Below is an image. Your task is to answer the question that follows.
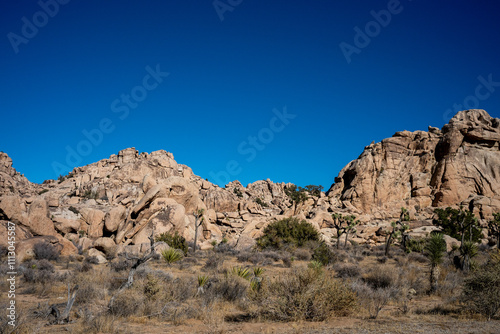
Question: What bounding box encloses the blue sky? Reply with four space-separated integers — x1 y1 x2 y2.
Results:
1 0 500 188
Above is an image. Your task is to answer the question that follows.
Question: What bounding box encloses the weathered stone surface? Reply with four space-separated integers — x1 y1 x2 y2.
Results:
93 237 116 255
27 199 57 236
104 206 127 233
88 248 107 263
80 208 105 238
328 109 500 220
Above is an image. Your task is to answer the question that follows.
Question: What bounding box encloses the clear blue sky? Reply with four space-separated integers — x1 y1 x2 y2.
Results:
1 0 500 188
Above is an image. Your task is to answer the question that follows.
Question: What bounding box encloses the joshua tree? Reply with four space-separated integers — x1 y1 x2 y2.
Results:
385 208 410 256
285 185 308 214
193 208 205 254
331 213 359 249
433 206 481 271
425 233 447 293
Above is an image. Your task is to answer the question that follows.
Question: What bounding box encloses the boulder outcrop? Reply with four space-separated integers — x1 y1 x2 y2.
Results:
1 110 499 256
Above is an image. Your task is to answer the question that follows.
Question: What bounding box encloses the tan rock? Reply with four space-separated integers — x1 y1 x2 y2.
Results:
80 208 105 238
93 237 116 255
27 199 57 236
104 206 127 232
87 248 107 263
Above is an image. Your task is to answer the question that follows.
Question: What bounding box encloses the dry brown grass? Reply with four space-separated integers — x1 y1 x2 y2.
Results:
1 245 499 333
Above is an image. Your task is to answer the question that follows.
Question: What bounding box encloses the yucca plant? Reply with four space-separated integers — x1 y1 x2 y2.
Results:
425 233 446 293
232 266 251 280
250 267 265 292
308 260 324 272
253 267 264 277
197 275 210 295
161 248 183 266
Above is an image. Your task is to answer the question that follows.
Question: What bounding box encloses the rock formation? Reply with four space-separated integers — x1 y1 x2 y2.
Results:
1 109 499 260
328 109 500 220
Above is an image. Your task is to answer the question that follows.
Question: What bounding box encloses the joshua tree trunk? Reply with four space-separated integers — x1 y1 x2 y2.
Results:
193 209 204 255
385 233 393 257
430 264 440 293
344 231 349 248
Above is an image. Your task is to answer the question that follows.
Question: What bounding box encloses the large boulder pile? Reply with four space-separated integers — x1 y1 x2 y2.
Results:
1 110 499 260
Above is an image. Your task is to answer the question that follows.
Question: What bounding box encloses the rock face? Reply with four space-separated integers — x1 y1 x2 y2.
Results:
1 110 499 255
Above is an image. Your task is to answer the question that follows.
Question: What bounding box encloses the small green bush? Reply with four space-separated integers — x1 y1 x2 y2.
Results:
256 217 320 250
233 187 243 198
406 237 426 253
255 197 268 207
155 231 188 255
311 242 335 265
68 206 80 215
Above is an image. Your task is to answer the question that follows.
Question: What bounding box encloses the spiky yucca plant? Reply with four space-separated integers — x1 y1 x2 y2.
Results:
161 248 183 266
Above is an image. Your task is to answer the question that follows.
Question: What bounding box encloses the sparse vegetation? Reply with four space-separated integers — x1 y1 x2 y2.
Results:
233 187 243 198
433 206 482 271
254 197 268 207
33 241 60 261
155 231 188 255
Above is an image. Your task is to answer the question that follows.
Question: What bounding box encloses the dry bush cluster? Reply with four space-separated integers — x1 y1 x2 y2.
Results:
2 228 500 333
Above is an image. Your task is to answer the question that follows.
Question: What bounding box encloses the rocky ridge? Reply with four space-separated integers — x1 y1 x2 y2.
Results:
1 109 499 261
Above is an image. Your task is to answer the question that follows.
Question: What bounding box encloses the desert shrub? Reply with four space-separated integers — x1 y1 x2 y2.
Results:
109 289 144 317
312 242 335 265
203 275 248 303
363 265 398 289
233 187 243 198
213 242 235 254
203 253 225 272
155 231 188 255
110 259 132 272
376 256 388 264
408 251 428 264
255 197 268 207
135 266 173 283
294 248 312 261
237 251 265 264
21 260 55 284
261 250 282 262
68 206 80 215
437 270 464 298
256 268 356 321
281 255 292 268
461 251 500 320
406 237 426 253
85 255 100 264
33 242 59 261
352 280 399 319
256 217 320 250
398 263 428 296
334 262 362 279
76 312 118 334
